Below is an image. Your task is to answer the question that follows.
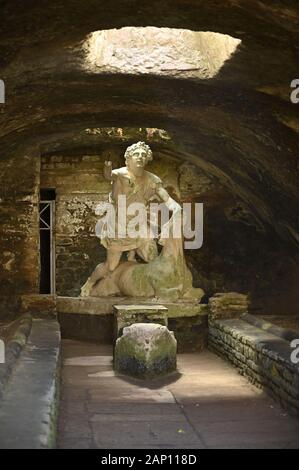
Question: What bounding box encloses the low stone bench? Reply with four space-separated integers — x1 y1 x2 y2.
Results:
114 323 177 379
209 317 299 418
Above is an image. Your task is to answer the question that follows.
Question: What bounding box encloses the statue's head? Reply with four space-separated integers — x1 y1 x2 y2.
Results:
124 141 153 170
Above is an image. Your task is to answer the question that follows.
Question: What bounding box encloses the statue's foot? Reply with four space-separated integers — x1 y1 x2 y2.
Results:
182 287 205 301
80 280 93 297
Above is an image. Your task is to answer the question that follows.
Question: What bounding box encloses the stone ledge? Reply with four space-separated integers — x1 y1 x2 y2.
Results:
0 313 32 400
209 317 299 418
242 313 299 343
0 318 61 448
21 294 57 318
211 318 298 370
57 296 207 318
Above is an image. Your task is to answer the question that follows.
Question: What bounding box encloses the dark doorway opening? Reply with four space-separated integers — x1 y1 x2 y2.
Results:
39 188 56 294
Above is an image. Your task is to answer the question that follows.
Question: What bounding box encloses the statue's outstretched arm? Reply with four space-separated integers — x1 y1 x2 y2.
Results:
156 186 181 213
156 186 182 244
103 161 117 181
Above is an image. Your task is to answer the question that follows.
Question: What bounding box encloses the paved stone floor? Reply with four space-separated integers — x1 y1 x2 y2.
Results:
58 340 299 449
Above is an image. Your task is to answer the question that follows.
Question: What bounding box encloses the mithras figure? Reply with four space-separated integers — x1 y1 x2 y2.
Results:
81 141 203 301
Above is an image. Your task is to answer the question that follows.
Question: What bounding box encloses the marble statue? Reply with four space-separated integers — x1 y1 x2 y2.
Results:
81 141 203 301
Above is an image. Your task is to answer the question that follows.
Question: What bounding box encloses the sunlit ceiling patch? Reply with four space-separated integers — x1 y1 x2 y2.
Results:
84 27 241 79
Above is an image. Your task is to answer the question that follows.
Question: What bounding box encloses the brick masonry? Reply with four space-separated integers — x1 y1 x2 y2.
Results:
208 294 299 418
0 147 40 318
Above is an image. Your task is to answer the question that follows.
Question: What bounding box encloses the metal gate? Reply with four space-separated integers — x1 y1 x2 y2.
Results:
39 198 56 294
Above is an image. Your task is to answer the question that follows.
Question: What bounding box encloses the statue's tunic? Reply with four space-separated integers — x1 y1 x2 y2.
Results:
99 167 162 252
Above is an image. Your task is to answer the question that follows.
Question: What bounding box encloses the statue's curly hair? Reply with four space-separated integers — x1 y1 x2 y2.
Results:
124 141 153 164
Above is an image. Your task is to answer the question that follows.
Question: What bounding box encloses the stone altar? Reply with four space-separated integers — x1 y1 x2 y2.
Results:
114 323 177 379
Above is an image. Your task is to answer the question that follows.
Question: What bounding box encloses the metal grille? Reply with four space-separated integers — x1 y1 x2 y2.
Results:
39 199 55 294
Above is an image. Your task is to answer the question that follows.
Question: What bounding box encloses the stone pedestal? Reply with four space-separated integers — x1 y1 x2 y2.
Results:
56 296 208 351
114 323 177 379
113 304 168 339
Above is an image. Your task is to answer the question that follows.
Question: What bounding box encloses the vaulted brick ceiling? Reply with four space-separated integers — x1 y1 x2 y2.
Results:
0 0 299 249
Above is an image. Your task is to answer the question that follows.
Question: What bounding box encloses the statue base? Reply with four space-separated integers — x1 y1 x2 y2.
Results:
56 296 208 352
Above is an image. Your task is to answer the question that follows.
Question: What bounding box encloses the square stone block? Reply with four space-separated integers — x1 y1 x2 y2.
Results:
114 323 177 379
113 304 168 340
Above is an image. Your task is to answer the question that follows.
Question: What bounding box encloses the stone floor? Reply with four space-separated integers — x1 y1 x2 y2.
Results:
58 340 299 449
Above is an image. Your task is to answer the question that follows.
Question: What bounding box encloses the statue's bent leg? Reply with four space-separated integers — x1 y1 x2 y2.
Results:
136 240 158 262
80 249 122 297
89 263 109 282
106 249 122 272
80 262 108 296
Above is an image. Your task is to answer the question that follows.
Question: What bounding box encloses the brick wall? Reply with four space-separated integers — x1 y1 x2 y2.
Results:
209 314 299 418
0 147 40 318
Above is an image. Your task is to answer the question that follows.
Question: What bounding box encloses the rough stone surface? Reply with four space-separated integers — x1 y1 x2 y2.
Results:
114 323 177 379
85 28 241 79
209 292 249 321
21 294 57 318
209 317 299 418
